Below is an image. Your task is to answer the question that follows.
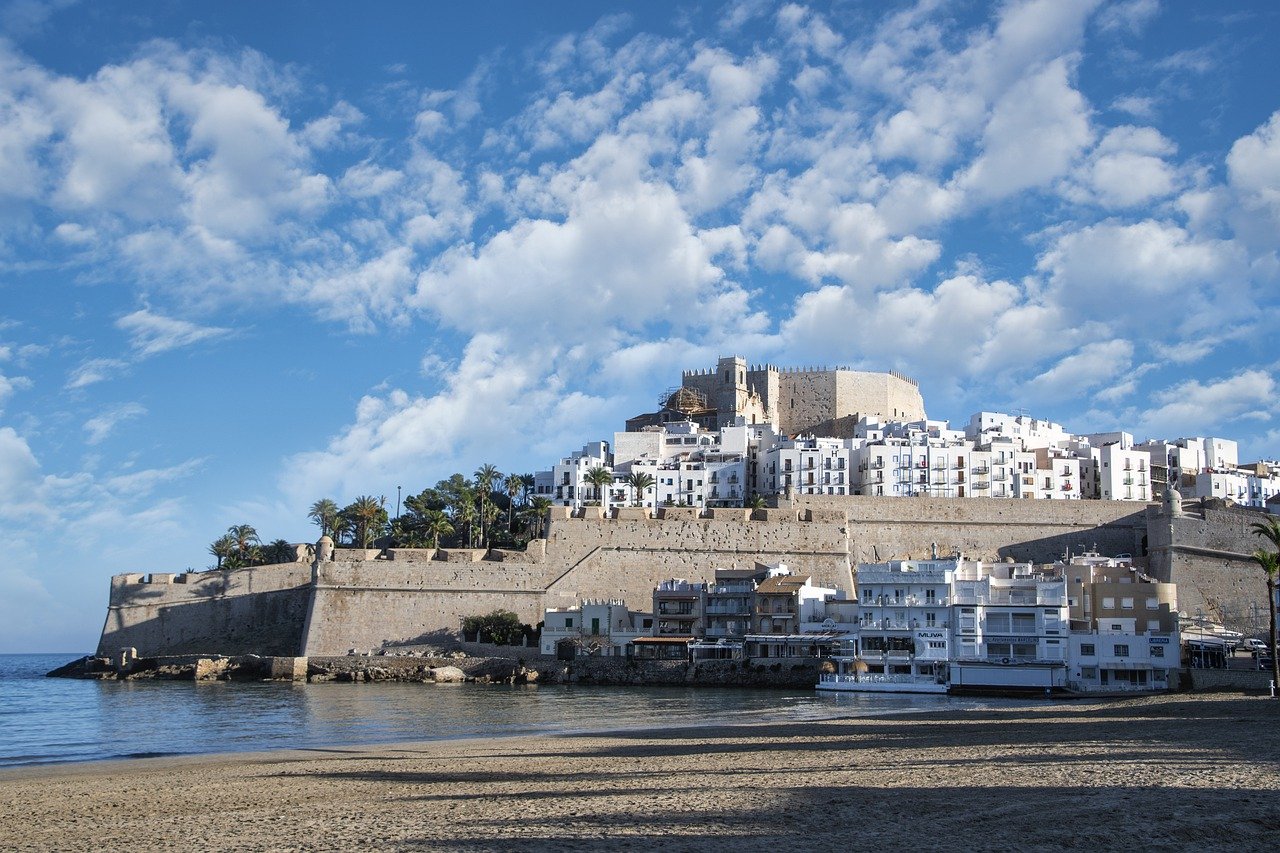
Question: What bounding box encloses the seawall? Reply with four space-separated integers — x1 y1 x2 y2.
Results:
95 496 1274 657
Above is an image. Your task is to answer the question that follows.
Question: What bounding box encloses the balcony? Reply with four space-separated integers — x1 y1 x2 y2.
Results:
973 465 990 474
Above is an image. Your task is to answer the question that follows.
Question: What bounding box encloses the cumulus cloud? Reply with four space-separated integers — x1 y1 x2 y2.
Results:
1132 370 1277 438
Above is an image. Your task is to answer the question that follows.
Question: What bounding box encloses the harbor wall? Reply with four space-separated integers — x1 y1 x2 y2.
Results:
96 562 314 657
1146 501 1272 632
95 497 1273 656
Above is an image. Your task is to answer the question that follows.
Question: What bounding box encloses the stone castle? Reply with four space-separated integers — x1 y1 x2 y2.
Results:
626 356 926 435
97 492 1272 658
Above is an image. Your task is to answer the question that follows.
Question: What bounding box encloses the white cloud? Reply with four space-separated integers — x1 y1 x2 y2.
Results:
116 308 229 357
1026 339 1133 400
66 357 129 390
84 402 147 445
414 175 721 339
1073 125 1178 208
103 457 203 495
1095 0 1161 36
1036 219 1249 341
1133 370 1277 438
0 426 45 522
953 58 1093 201
1226 110 1280 248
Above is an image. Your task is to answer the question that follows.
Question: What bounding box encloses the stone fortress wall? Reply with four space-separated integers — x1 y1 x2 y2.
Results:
1145 499 1272 629
98 493 1275 658
679 357 926 434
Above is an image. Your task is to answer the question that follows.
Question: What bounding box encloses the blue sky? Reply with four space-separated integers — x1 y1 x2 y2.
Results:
1 0 1278 653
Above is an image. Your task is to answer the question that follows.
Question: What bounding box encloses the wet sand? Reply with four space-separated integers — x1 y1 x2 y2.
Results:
2 693 1277 852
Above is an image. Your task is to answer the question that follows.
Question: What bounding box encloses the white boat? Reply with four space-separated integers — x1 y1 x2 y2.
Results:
816 656 948 694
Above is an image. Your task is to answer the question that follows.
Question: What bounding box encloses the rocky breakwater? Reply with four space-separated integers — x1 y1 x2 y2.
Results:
47 648 548 686
563 657 823 689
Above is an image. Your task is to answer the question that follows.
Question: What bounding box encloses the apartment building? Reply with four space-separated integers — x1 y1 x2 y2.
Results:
1063 552 1180 691
539 599 653 658
949 561 1070 691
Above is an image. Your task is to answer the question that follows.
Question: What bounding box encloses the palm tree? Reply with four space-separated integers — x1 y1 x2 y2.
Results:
519 473 535 504
625 471 655 507
331 514 353 547
346 495 387 548
523 497 552 539
263 539 295 564
584 465 613 511
748 493 767 510
504 472 524 533
227 524 261 565
208 534 235 569
308 498 339 539
422 509 454 548
474 464 501 547
1251 517 1280 695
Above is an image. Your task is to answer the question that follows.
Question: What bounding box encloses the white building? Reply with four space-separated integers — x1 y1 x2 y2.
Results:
948 561 1069 691
820 558 957 693
534 441 612 508
539 599 652 657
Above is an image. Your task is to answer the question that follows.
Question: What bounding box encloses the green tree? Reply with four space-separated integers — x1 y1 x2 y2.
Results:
263 539 296 564
748 493 767 510
307 498 339 539
421 508 454 548
227 524 261 566
625 471 655 507
522 496 551 539
208 533 235 569
584 465 613 511
461 610 527 645
343 495 388 548
1251 517 1280 695
474 463 501 548
503 472 524 533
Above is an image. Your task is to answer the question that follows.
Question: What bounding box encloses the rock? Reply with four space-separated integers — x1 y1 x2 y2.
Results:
428 666 466 683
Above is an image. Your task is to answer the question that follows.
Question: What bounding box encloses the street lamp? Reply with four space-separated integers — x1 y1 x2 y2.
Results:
396 485 402 521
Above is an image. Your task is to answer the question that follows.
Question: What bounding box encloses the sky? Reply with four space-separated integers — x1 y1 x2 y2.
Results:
1 0 1278 653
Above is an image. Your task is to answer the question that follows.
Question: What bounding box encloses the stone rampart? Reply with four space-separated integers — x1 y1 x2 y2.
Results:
97 561 314 657
1147 502 1272 632
795 494 1148 563
94 495 1273 657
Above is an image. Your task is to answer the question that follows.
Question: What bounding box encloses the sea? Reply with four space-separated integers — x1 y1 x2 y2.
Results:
0 653 1032 769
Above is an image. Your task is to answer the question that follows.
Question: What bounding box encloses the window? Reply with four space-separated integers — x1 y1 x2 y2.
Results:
1147 620 1161 631
1080 644 1095 656
565 618 574 629
1102 597 1115 609
1146 597 1159 610
1121 597 1134 610
1114 644 1130 657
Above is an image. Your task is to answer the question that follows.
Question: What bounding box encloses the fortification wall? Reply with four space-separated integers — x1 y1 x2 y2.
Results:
1147 503 1271 632
97 562 313 657
777 372 838 435
794 495 1148 564
96 496 1273 657
301 560 548 655
538 509 854 607
833 371 926 424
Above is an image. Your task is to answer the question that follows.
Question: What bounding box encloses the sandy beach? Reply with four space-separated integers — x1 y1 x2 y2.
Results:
1 693 1277 852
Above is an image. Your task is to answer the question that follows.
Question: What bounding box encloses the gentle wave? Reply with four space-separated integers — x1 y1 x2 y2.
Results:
0 654 1033 768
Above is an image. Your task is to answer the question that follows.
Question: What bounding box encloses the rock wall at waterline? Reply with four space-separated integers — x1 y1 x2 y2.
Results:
96 495 1270 657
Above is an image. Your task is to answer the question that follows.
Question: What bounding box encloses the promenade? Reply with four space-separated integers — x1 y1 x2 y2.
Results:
1 693 1276 851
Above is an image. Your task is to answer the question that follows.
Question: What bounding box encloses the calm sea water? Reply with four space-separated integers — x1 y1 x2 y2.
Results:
0 654 1031 768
